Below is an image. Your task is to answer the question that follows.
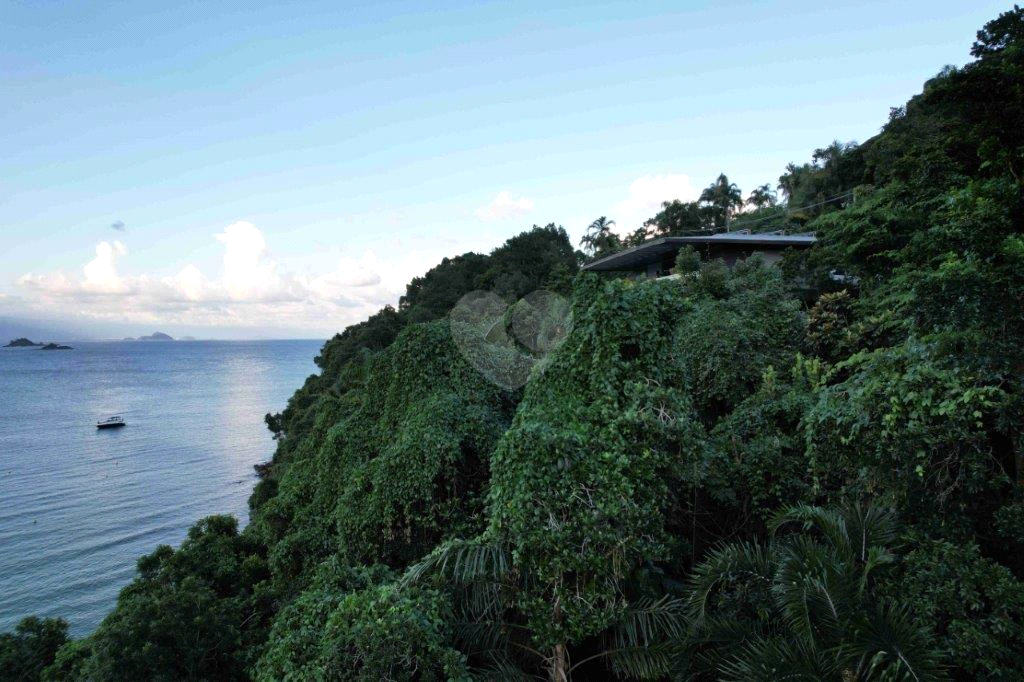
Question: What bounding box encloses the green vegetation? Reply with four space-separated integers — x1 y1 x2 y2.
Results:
687 504 943 681
7 8 1024 680
0 617 68 681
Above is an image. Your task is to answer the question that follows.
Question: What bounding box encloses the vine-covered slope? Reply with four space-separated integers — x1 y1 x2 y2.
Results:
6 8 1024 681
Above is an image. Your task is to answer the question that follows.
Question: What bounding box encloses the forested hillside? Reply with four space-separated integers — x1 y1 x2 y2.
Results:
5 8 1024 681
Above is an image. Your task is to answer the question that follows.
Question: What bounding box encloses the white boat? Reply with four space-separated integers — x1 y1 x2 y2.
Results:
97 415 126 429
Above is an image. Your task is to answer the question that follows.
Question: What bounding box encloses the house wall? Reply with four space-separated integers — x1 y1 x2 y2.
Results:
643 245 788 278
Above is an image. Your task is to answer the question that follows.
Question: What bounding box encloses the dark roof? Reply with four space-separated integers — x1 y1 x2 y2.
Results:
582 233 817 271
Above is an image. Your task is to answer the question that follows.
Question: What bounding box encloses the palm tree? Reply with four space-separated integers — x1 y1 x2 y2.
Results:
624 226 651 247
777 162 803 203
812 139 856 168
699 174 744 229
403 538 687 681
580 217 620 257
746 184 777 209
687 503 943 681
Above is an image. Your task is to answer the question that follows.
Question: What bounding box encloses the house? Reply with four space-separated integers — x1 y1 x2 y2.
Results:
581 232 817 278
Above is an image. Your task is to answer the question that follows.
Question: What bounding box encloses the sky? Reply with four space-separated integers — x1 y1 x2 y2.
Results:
0 0 1010 339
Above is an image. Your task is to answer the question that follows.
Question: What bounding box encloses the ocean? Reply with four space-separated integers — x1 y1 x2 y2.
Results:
0 339 322 636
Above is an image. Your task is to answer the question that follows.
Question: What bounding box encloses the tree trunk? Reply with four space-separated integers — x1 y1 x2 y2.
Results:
549 591 569 682
1011 424 1023 486
550 643 569 682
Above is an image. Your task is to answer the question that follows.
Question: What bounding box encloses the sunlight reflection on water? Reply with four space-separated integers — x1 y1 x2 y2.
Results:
0 339 320 635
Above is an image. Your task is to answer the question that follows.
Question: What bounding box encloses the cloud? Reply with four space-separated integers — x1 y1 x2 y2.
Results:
22 241 129 295
82 241 128 293
560 174 701 247
110 220 126 232
475 191 534 221
13 222 499 337
304 252 383 300
215 221 282 300
162 265 205 301
612 174 699 230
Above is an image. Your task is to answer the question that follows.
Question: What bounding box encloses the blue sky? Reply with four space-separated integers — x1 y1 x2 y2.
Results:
0 0 1009 338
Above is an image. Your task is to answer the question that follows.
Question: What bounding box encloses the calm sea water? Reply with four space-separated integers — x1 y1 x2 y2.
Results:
0 339 322 636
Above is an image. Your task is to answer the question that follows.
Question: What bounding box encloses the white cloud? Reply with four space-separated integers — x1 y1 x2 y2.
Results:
82 240 128 293
13 222 498 337
216 221 280 300
163 265 205 301
304 252 383 300
21 241 128 296
612 174 699 231
19 271 73 294
475 191 534 221
560 174 701 248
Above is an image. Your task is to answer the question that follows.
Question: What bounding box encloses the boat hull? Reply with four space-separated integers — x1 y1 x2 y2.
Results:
97 422 126 429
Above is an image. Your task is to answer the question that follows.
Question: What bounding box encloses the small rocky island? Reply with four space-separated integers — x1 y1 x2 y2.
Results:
4 338 74 350
4 337 43 347
126 331 175 341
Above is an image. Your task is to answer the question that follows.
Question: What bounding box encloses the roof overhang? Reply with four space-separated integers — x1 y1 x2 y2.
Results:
582 233 817 271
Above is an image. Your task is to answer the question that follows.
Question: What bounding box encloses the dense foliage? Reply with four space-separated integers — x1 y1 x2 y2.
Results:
0 617 67 682
7 9 1024 681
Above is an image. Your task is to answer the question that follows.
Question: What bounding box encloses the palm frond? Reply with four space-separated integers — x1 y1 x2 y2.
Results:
772 502 900 568
611 596 689 649
606 641 681 680
470 656 542 682
848 604 946 682
717 636 840 682
458 577 506 620
552 597 692 680
697 613 766 647
452 618 510 656
401 538 510 587
773 535 857 647
685 541 774 622
847 503 900 562
859 544 897 597
771 503 852 560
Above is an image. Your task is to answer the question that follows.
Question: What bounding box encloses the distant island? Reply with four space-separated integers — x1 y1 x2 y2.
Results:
4 337 43 347
4 338 71 350
124 332 175 342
